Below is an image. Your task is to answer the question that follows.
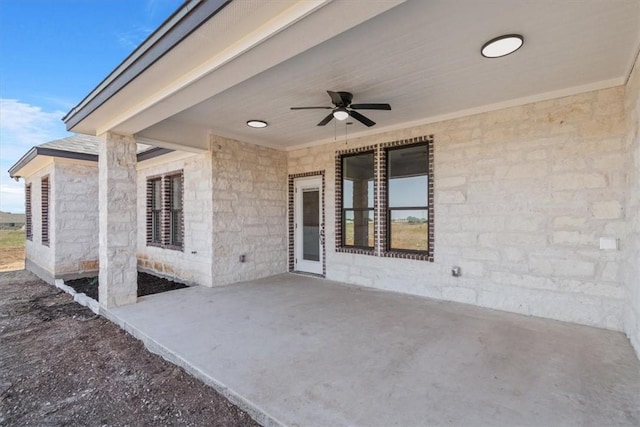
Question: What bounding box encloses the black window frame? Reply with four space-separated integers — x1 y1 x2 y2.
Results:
384 142 430 254
146 171 183 251
167 173 183 248
148 177 162 246
41 176 50 247
25 183 32 241
340 150 376 251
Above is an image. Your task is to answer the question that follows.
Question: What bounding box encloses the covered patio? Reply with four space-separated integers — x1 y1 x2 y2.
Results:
103 274 640 427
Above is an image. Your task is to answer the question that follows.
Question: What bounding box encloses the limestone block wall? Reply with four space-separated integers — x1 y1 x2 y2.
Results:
210 136 287 286
288 86 629 331
53 161 99 278
623 51 640 356
136 152 214 287
24 163 55 283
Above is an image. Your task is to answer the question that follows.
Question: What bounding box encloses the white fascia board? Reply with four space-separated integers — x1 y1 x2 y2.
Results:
98 0 331 136
135 137 207 154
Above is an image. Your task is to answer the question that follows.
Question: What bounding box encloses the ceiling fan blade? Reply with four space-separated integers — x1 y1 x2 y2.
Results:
349 110 376 127
290 106 332 110
350 103 391 110
317 113 334 126
327 90 344 106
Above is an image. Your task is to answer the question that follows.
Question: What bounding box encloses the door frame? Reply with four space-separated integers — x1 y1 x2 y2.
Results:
288 171 325 277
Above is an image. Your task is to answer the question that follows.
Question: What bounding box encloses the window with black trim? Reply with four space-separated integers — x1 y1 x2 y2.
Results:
341 151 375 249
168 174 183 247
25 184 32 241
41 176 49 246
385 143 429 252
146 171 183 250
335 135 434 261
149 178 162 245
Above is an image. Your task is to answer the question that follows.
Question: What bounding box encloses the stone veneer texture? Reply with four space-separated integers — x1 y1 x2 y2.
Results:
137 152 214 287
98 133 138 307
211 135 287 286
54 162 99 276
24 163 56 279
288 86 629 331
623 51 640 356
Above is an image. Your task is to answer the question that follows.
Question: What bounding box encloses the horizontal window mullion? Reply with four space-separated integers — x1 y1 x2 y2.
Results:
388 206 428 211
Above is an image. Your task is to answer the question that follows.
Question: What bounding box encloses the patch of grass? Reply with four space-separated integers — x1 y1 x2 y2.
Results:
0 229 26 249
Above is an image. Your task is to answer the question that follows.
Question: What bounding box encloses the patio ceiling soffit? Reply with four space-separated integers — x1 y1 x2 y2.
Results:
65 0 406 142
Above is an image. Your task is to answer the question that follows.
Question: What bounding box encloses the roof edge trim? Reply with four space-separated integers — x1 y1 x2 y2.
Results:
9 146 174 178
8 147 38 178
63 0 232 131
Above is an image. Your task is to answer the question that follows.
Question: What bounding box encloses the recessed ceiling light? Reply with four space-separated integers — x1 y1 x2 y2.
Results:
481 34 524 58
246 120 268 128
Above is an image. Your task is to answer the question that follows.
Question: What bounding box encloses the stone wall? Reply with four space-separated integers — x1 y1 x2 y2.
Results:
53 161 99 278
24 162 55 283
210 136 287 286
98 132 138 307
623 51 640 356
288 86 629 331
136 152 214 287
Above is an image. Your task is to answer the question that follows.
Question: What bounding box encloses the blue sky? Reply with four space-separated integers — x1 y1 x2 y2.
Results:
0 0 182 213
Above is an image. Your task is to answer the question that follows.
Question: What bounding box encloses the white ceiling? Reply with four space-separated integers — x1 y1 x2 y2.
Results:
135 0 640 151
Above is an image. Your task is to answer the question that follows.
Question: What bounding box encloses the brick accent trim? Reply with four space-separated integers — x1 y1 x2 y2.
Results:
333 135 434 262
41 176 50 247
288 171 326 276
25 184 32 241
335 145 377 256
379 135 434 262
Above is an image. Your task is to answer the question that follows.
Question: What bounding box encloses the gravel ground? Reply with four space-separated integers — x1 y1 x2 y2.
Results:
0 270 259 427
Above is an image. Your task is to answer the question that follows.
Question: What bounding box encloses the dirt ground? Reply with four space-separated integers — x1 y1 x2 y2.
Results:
0 248 24 272
66 272 188 301
0 270 259 427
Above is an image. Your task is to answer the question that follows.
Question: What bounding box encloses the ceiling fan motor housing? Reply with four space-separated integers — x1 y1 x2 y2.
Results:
290 90 391 127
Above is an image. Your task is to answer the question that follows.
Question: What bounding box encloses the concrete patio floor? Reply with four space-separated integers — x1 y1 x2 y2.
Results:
104 274 640 427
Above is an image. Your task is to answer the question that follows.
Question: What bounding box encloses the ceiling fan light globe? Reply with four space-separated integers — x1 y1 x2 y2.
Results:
333 109 349 121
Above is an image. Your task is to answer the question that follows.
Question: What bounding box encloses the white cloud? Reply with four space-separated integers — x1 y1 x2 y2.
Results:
0 98 70 213
0 98 66 146
0 181 25 213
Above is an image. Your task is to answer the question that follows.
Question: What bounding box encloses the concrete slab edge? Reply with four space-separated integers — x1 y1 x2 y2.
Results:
100 306 286 427
51 277 284 424
54 279 100 315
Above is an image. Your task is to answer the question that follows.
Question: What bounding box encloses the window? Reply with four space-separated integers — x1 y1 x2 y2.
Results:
41 176 49 246
149 178 162 244
335 136 434 261
385 143 429 252
341 151 375 249
25 184 32 241
168 174 183 247
146 171 183 250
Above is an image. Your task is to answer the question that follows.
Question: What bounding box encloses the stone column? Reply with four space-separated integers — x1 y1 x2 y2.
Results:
98 132 137 307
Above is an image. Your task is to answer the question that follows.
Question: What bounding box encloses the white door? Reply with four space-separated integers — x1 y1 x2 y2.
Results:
294 176 323 275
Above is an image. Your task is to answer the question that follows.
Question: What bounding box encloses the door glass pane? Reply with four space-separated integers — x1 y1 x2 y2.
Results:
303 189 320 261
390 210 428 251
